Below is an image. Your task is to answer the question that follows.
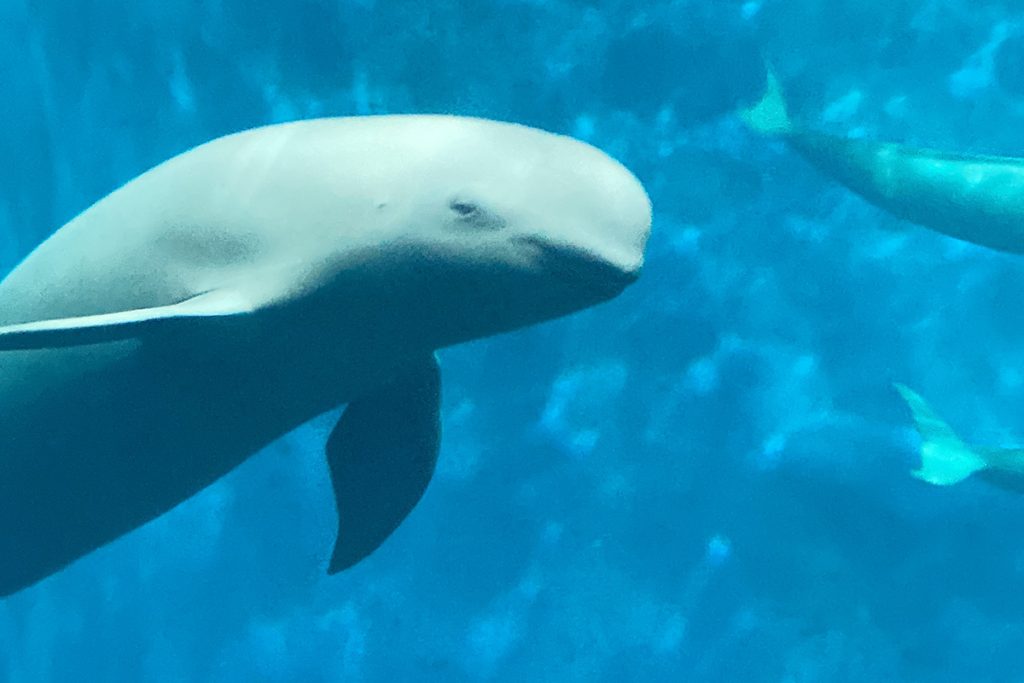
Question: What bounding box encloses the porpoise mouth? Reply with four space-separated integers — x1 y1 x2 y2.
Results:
515 236 640 295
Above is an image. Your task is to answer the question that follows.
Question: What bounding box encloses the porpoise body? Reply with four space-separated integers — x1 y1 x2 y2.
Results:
743 71 1024 255
0 115 651 596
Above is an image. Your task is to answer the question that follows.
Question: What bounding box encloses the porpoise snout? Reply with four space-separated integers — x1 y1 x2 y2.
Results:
516 136 651 296
514 235 641 297
579 145 652 279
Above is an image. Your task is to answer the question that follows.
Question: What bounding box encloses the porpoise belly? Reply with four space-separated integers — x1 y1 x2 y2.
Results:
0 336 352 596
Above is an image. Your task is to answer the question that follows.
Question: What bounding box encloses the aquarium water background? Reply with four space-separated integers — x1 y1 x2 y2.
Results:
3 0 1024 680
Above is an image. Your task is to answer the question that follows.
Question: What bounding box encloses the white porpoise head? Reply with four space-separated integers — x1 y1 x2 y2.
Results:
286 115 652 350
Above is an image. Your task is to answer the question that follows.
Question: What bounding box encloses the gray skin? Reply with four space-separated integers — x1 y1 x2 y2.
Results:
743 72 1024 254
784 134 1024 254
0 115 651 597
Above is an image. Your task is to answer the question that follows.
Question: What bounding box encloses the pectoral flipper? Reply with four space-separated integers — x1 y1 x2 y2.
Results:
327 355 441 573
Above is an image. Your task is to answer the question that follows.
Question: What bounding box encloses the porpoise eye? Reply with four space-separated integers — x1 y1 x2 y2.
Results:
448 198 506 230
449 200 481 218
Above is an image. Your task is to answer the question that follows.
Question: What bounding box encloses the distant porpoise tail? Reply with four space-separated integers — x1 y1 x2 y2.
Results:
893 383 987 486
739 68 792 136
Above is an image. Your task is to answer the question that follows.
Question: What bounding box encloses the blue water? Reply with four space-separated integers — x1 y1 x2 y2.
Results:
4 1 1024 680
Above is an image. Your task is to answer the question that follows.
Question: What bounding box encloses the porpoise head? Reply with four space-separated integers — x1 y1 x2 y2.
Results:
331 116 652 350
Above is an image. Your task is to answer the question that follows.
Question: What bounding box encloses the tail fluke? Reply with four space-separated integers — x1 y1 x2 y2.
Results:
739 68 792 136
894 383 986 485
